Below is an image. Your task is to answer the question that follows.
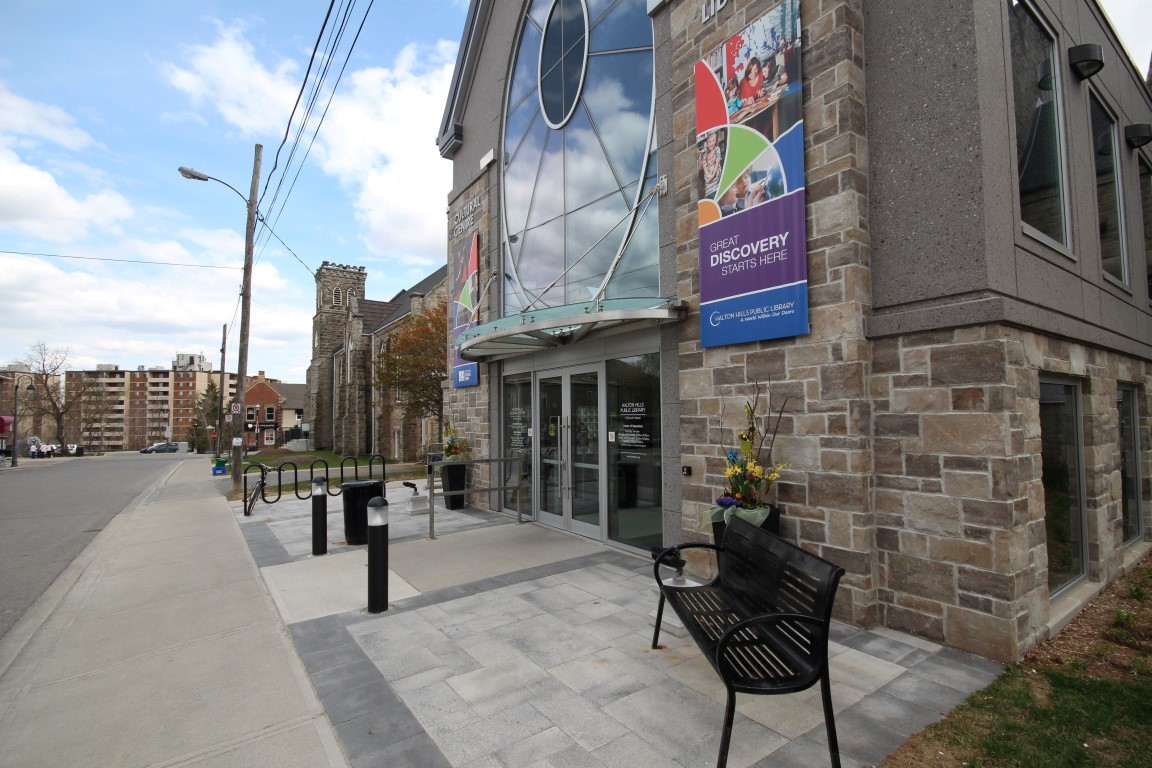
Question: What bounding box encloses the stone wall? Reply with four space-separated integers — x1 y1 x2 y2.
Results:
871 324 1152 660
308 263 367 451
670 0 877 627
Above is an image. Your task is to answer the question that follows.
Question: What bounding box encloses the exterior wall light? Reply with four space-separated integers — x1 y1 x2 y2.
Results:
1067 44 1104 80
1125 124 1152 149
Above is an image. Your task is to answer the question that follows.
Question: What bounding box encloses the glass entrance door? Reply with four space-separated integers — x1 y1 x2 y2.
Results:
536 366 602 537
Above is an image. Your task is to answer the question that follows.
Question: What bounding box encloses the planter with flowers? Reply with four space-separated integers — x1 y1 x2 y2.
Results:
440 427 469 510
709 383 787 544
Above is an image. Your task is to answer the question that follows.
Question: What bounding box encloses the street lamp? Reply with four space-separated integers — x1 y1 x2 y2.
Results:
179 144 263 493
6 376 35 468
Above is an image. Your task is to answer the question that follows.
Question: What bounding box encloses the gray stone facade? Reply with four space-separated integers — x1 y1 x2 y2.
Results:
438 0 1152 661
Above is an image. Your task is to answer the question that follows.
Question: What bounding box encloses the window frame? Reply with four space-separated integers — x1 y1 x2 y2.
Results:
1088 92 1129 288
1007 0 1072 253
1038 375 1088 597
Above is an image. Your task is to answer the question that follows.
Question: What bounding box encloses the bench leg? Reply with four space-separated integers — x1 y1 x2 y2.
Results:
820 671 842 768
716 688 736 768
651 593 665 649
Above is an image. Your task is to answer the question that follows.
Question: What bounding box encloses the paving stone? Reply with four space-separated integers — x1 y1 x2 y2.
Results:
312 657 382 698
846 690 942 737
492 725 575 766
906 654 1000 694
841 630 921 665
828 648 907 693
532 688 631 751
434 702 553 766
400 680 483 738
350 732 451 768
592 732 691 768
322 677 406 726
880 670 973 713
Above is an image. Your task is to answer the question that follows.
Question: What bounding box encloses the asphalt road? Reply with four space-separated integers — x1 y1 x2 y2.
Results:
0 453 192 641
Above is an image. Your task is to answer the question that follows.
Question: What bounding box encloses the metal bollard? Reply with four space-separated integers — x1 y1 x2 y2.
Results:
311 475 327 557
367 496 389 614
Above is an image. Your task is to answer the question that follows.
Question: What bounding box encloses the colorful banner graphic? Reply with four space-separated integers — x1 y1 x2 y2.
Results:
451 231 480 387
697 0 807 347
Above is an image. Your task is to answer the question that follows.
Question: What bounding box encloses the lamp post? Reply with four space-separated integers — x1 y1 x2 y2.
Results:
179 143 262 493
6 376 35 468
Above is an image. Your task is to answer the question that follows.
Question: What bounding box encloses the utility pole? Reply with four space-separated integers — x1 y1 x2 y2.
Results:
217 322 227 458
232 143 262 494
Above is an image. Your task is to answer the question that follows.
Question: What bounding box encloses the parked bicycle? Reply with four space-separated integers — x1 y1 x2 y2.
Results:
244 463 275 517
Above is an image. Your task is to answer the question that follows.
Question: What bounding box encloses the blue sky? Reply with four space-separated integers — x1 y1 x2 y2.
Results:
0 0 468 382
0 1 1148 383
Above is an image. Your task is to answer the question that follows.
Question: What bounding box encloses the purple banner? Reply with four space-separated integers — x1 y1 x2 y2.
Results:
696 0 806 347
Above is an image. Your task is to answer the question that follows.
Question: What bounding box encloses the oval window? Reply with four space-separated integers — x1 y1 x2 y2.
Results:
538 0 588 128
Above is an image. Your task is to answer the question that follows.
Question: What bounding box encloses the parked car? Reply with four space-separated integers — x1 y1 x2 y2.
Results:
140 442 179 453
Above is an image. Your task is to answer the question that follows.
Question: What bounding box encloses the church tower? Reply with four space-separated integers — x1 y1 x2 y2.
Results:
307 262 367 450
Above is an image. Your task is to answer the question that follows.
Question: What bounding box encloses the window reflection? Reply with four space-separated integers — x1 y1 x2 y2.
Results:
1091 96 1125 283
502 0 655 313
1008 1 1066 245
1039 381 1084 593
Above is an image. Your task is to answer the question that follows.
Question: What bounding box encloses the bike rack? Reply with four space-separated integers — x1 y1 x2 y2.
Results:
242 455 389 511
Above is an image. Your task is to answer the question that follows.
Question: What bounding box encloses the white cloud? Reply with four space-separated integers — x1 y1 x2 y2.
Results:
162 25 456 269
0 144 132 242
162 24 299 137
0 82 96 150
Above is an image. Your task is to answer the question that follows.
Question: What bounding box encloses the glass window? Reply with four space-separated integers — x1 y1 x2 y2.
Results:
607 354 662 551
1008 1 1067 245
1090 96 1126 283
1117 385 1143 543
503 374 534 517
1039 380 1085 593
1141 159 1152 303
265 406 276 422
502 0 655 313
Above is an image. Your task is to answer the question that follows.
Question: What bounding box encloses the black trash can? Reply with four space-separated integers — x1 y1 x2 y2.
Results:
340 480 383 545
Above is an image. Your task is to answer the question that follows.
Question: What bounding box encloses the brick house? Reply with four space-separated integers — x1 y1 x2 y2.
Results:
435 0 1152 661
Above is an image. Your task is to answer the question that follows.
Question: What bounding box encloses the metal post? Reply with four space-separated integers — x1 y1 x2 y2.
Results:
311 475 327 556
10 379 20 468
367 497 389 613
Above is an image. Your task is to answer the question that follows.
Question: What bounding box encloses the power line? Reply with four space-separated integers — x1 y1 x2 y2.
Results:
0 249 240 270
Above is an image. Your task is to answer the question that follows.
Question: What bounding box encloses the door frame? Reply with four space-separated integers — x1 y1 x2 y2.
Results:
533 363 605 539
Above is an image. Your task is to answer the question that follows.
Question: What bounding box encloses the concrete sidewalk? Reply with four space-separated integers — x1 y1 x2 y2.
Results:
0 459 347 767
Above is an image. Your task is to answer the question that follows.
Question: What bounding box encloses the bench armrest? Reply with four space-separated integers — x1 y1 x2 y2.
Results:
652 542 721 587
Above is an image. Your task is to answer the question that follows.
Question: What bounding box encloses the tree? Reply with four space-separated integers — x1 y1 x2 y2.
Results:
76 372 120 453
373 299 447 430
22 342 84 444
193 380 221 454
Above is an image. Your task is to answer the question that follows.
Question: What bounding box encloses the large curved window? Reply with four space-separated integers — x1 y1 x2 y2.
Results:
502 0 656 314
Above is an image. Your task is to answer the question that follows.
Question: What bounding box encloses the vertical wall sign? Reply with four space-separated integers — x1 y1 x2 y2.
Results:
451 231 480 387
696 0 807 347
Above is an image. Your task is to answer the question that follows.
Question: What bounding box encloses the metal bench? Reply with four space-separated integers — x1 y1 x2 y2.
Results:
652 515 845 768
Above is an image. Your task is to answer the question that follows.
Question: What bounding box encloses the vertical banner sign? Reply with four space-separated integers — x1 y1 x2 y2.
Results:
697 0 807 347
451 231 480 387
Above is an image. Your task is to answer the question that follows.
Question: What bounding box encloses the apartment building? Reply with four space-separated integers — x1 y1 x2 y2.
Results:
65 355 237 452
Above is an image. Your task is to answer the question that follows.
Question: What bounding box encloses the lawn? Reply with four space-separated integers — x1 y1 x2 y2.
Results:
881 551 1152 768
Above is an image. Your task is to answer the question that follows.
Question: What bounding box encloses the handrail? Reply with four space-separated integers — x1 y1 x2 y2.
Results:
424 455 524 540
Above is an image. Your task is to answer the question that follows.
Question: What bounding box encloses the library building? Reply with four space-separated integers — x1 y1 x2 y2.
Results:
436 0 1152 661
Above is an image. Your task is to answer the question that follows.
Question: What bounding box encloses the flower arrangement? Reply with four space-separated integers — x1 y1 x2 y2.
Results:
715 382 787 513
442 425 469 461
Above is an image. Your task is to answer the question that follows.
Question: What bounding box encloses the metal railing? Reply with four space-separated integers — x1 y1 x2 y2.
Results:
424 455 524 540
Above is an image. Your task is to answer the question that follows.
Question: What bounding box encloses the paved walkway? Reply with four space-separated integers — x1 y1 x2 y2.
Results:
0 459 1003 767
237 476 1003 768
0 459 347 767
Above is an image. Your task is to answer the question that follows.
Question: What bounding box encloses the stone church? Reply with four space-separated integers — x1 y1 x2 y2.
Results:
306 261 448 460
